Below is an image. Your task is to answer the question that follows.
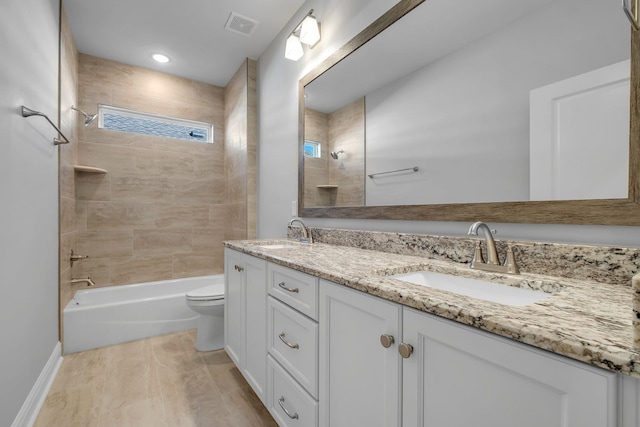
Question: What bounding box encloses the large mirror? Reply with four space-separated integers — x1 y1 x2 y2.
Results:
299 0 640 225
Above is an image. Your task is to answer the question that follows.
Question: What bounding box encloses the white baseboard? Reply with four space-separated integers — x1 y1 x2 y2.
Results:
11 342 63 427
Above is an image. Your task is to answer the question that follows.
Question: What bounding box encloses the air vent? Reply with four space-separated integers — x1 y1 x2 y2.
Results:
224 12 259 37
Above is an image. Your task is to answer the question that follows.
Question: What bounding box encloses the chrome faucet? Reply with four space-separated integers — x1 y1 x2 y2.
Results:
467 222 519 274
288 218 313 244
71 276 96 287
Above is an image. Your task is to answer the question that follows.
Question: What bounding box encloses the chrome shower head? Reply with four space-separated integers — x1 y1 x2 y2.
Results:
71 106 98 126
330 150 344 160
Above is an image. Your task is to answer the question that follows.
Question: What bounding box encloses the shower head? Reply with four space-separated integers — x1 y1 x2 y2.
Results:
330 150 344 160
71 106 98 126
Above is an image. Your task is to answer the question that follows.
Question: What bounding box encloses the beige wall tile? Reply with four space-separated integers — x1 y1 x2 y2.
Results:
79 142 137 174
76 173 111 201
173 254 219 278
60 196 77 235
134 148 195 178
173 179 225 204
76 201 87 232
133 230 192 256
86 201 155 230
110 255 173 285
77 230 133 258
192 228 225 253
154 203 210 229
73 257 111 288
110 175 173 202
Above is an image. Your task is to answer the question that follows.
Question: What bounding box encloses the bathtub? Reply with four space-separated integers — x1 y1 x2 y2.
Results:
63 274 224 354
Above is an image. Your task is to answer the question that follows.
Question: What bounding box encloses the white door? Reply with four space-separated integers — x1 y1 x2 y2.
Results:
402 307 617 427
319 280 402 427
530 60 629 201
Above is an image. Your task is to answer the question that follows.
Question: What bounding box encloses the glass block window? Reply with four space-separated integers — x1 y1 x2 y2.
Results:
304 140 321 158
98 105 214 143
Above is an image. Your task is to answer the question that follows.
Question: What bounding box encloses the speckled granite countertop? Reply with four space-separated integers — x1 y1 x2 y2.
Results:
225 238 640 378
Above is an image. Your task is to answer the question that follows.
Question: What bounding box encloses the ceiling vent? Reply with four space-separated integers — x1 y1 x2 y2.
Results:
224 12 259 37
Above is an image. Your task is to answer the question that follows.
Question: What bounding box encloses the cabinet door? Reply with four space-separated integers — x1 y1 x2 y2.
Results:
224 248 244 367
243 253 268 402
319 280 402 427
224 249 267 403
402 307 618 427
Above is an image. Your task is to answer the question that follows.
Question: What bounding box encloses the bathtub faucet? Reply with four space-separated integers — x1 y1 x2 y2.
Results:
71 276 96 287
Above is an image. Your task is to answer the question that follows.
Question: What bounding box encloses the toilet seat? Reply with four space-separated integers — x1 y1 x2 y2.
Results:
186 284 225 301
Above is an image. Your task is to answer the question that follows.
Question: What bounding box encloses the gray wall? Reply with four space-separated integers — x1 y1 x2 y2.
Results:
257 0 640 247
0 0 60 424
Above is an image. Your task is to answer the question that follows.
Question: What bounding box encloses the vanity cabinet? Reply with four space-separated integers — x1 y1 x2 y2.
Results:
265 263 320 426
319 279 617 427
402 307 617 427
224 248 268 404
319 279 402 427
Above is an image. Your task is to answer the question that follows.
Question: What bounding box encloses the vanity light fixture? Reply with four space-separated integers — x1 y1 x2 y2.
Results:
151 53 170 63
284 9 321 61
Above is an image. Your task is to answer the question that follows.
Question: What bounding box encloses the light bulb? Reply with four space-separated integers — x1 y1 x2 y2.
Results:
299 15 320 46
151 53 170 63
285 34 304 61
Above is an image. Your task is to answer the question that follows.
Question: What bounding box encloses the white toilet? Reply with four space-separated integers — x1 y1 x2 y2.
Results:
185 284 225 351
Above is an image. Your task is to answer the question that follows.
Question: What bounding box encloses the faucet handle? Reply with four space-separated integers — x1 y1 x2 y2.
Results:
502 244 520 274
470 240 485 267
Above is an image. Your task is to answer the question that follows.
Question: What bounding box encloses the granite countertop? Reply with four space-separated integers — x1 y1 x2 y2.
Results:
225 238 640 378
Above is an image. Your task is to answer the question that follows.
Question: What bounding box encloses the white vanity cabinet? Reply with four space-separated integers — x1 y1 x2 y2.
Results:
224 248 268 404
319 279 618 427
319 279 402 427
402 307 617 427
266 263 320 426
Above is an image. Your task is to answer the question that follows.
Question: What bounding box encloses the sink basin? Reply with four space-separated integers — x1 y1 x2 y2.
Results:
390 270 552 306
257 242 301 249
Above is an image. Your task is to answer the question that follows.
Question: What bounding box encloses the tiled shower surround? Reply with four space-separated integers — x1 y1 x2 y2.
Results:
66 54 255 295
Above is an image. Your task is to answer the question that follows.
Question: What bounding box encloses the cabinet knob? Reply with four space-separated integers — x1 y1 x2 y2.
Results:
398 343 413 358
234 265 244 272
380 334 395 348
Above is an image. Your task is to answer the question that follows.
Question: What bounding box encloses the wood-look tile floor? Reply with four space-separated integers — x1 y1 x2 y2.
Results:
34 330 277 427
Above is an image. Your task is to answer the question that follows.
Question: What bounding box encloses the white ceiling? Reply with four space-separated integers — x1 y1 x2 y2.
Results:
64 0 306 87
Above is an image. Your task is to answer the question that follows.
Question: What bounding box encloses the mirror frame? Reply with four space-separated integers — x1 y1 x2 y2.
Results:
298 0 640 225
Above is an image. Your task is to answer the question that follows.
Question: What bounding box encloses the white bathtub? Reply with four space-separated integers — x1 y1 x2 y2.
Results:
63 274 224 354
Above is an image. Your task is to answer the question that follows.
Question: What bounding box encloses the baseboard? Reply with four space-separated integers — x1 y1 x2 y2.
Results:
11 342 63 427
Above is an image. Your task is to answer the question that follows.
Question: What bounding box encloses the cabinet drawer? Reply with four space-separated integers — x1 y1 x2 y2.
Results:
268 263 318 320
268 296 318 398
267 355 318 427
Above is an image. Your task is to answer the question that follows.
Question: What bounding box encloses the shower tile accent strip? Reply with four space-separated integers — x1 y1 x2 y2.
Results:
288 226 640 286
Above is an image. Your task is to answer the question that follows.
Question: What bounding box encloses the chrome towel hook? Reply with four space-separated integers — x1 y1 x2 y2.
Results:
623 0 640 31
21 106 70 145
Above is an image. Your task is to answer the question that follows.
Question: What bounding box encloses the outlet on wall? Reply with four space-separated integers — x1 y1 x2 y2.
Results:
291 201 297 216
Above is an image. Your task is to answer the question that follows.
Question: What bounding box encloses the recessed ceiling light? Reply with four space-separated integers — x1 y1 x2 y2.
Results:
151 53 170 63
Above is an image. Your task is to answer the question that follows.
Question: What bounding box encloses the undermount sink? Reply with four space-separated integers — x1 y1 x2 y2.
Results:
257 241 303 249
390 270 553 307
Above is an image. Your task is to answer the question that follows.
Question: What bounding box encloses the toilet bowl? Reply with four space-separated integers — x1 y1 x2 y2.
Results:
185 283 225 351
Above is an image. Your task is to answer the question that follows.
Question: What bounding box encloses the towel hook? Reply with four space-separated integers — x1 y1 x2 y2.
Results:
21 106 70 145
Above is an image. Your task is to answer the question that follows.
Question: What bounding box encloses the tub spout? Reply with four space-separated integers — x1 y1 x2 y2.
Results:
71 276 96 287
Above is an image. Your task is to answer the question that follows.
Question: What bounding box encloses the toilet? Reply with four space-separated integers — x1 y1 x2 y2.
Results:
185 284 225 351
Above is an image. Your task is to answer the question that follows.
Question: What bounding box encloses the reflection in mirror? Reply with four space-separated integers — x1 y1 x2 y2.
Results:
303 97 365 207
302 0 630 209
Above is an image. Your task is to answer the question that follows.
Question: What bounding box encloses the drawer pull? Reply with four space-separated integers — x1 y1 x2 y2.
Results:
234 264 244 272
278 332 300 349
278 281 299 293
278 396 299 420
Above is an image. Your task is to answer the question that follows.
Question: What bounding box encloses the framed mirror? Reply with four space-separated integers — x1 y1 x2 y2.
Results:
298 0 640 225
